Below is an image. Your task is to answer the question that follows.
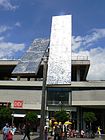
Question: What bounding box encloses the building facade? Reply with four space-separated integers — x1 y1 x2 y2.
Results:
0 56 105 132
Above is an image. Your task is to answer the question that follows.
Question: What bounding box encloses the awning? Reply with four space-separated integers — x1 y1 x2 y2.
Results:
11 114 25 117
11 114 41 118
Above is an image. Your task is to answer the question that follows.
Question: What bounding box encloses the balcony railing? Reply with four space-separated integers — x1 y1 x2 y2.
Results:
72 55 89 60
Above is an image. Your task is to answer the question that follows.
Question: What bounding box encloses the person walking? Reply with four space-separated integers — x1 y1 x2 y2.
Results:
44 126 48 140
21 122 31 140
54 124 61 140
97 126 102 137
7 130 13 140
11 125 16 135
2 123 10 140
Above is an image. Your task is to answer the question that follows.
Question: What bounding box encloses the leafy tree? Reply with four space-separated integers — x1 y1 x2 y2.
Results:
0 107 12 128
25 112 38 123
54 110 69 124
83 112 97 124
83 112 97 133
25 112 38 132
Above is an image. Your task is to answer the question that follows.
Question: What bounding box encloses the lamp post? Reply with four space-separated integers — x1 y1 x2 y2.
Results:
39 56 47 140
12 111 14 126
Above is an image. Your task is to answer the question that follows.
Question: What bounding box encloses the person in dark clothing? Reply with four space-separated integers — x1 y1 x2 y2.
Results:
54 125 61 140
21 122 31 140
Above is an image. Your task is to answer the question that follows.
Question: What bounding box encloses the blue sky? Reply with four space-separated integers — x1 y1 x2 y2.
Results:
0 0 105 80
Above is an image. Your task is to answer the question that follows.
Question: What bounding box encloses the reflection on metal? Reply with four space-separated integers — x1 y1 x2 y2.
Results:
12 38 49 75
47 15 72 85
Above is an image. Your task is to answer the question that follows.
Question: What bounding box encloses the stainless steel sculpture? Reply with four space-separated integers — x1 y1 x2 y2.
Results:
47 15 72 85
12 38 49 75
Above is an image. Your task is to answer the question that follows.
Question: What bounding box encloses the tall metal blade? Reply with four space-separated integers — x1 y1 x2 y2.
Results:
12 38 49 75
47 15 72 85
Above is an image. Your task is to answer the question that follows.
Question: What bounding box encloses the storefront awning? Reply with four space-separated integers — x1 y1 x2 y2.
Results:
12 114 41 118
11 114 25 117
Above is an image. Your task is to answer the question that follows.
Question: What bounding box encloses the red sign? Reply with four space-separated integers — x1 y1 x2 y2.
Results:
14 100 23 108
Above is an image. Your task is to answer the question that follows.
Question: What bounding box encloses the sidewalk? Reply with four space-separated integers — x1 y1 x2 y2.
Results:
33 137 101 140
33 135 103 140
0 133 103 140
0 133 39 140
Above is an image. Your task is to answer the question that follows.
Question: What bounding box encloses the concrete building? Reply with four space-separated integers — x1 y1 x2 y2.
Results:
0 54 105 132
0 15 105 133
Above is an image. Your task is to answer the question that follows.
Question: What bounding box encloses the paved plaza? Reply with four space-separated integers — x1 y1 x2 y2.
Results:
0 134 103 140
0 133 38 140
0 133 104 140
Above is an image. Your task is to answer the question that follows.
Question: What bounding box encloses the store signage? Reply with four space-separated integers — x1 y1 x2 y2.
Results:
14 100 23 108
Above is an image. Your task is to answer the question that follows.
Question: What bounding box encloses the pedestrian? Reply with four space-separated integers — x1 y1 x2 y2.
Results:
7 130 13 140
97 126 102 136
80 129 85 138
54 124 61 140
11 125 16 135
44 126 48 140
21 122 31 140
2 123 10 140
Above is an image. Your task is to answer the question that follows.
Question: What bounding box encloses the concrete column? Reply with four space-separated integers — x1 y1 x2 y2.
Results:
77 107 80 131
77 67 80 81
77 107 83 132
80 107 83 130
17 76 20 81
69 90 72 106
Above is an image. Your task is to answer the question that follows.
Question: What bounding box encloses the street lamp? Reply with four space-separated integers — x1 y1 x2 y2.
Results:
12 111 14 126
39 56 48 140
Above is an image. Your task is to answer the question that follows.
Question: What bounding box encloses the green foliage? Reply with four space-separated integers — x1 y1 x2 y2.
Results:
54 110 69 124
83 112 97 123
0 107 12 125
0 107 12 129
25 112 38 123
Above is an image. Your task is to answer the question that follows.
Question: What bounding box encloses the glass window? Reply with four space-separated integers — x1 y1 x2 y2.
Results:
47 88 69 104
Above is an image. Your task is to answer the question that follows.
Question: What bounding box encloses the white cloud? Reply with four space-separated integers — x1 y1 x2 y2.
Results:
0 23 25 59
72 28 105 52
72 36 82 51
0 22 21 35
87 47 105 80
0 25 12 34
0 36 4 41
15 22 21 27
82 29 105 47
72 28 105 80
0 41 25 59
0 0 17 10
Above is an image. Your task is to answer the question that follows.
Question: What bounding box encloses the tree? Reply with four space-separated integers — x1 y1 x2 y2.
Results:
0 107 12 128
54 110 69 124
83 112 97 124
25 112 38 132
83 112 97 136
25 112 38 123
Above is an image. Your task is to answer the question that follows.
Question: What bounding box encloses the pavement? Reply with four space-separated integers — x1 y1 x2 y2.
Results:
0 133 103 140
33 136 104 140
0 133 39 140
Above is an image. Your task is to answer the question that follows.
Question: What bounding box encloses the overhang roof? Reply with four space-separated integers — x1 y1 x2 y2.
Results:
0 59 90 81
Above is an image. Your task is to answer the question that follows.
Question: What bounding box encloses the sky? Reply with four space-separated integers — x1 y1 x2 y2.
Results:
0 0 105 80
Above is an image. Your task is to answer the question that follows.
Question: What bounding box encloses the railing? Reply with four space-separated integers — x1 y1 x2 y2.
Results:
72 55 89 60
